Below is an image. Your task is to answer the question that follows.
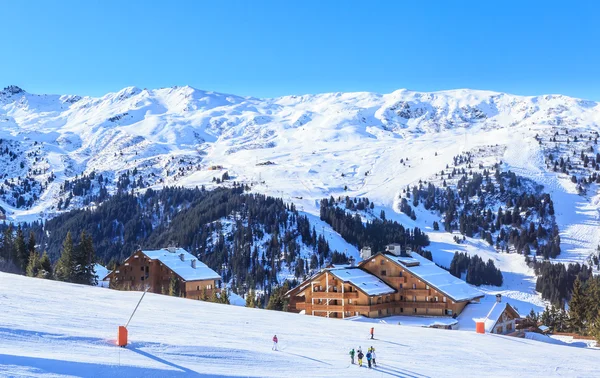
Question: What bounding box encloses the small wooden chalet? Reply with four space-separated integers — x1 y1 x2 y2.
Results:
481 296 521 334
287 245 484 319
105 247 221 299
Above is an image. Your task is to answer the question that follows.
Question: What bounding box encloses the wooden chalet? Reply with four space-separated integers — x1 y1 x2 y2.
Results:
105 247 221 299
482 296 521 334
287 244 484 319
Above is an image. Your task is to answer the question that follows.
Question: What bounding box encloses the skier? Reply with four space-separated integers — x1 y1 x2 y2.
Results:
357 350 364 367
272 335 278 351
370 327 374 339
366 350 372 369
349 348 355 364
372 349 377 367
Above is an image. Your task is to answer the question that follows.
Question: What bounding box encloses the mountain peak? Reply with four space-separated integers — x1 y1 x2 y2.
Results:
1 85 25 96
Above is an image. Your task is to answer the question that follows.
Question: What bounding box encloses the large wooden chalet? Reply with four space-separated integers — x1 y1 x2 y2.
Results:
105 247 221 299
287 244 484 319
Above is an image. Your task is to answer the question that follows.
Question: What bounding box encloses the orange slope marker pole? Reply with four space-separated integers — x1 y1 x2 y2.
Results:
118 288 148 347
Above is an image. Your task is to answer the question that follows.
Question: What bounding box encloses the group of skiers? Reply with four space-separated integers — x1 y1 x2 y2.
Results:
349 346 377 368
272 328 380 369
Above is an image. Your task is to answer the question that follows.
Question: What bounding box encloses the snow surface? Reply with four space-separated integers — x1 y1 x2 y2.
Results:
94 264 110 288
386 252 483 302
1 272 598 378
328 268 396 296
142 248 221 281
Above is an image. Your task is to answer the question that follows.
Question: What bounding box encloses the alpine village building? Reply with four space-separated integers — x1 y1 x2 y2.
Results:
105 247 221 299
286 244 484 319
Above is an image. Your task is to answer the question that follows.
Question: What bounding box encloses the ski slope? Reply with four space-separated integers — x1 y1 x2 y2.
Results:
0 273 596 378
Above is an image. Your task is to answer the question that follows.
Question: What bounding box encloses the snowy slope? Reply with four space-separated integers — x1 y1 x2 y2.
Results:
0 272 597 378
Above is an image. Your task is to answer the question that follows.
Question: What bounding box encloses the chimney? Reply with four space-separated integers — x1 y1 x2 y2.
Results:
179 253 185 262
360 247 372 260
348 256 356 267
496 294 502 303
167 246 176 253
191 259 197 269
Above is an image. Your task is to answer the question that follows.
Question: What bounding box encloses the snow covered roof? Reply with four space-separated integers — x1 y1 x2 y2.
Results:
382 252 484 302
328 268 396 296
457 300 520 332
141 248 221 282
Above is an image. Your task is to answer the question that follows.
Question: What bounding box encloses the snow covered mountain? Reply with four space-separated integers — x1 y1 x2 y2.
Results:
1 84 598 220
2 84 600 315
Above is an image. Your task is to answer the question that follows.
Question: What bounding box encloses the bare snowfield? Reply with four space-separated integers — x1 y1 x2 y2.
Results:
0 272 597 378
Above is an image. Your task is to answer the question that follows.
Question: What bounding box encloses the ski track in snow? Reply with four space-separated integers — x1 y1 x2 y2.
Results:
0 272 597 378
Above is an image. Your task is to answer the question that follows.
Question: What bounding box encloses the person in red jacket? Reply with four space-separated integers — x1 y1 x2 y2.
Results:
272 335 278 351
370 327 374 340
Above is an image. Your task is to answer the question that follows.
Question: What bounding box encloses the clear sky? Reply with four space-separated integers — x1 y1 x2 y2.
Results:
1 0 599 100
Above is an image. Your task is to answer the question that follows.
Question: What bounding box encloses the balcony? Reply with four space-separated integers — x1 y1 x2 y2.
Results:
398 301 446 309
401 288 431 296
385 276 407 284
311 291 359 299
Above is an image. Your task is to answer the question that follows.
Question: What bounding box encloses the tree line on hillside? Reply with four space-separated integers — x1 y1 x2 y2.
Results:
401 161 560 258
0 226 96 286
448 252 503 286
527 275 600 344
319 196 429 253
1 186 345 305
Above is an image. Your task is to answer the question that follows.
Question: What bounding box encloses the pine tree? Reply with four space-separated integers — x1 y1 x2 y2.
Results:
246 289 257 308
55 231 75 282
14 226 27 273
220 289 230 304
590 312 600 345
568 277 587 333
168 275 180 297
38 252 53 279
0 225 14 263
25 250 41 277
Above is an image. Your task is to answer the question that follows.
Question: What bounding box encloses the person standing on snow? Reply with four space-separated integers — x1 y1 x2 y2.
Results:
371 350 377 367
357 350 364 367
349 348 355 364
272 335 278 351
370 327 374 339
366 350 372 369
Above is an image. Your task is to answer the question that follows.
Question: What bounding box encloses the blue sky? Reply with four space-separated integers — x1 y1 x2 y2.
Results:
1 1 598 99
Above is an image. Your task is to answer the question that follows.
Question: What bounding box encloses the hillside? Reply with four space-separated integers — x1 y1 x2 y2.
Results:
0 272 596 377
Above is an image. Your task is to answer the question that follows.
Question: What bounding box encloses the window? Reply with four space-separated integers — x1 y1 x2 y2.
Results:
140 267 144 271
399 284 403 289
381 270 387 276
349 299 352 304
426 296 429 302
412 283 416 289
400 296 404 301
413 308 417 313
413 296 416 302
140 276 144 281
207 285 212 290
378 310 382 315
380 260 385 265
197 285 200 290
426 285 429 290
400 308 404 313
435 296 438 302
443 297 447 303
